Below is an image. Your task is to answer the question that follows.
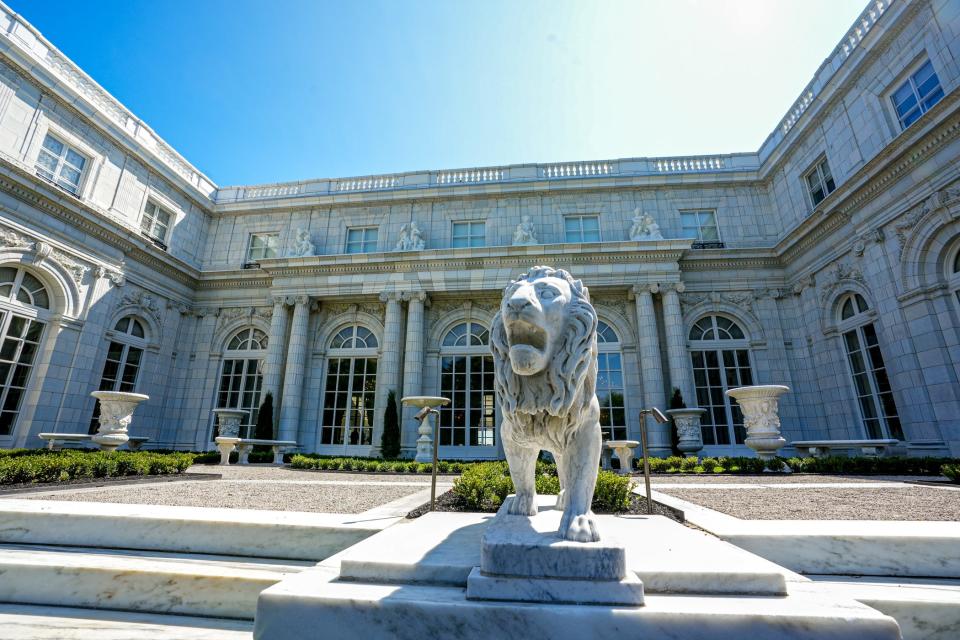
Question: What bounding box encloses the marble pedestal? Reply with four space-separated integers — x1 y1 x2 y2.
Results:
467 496 642 605
254 496 901 640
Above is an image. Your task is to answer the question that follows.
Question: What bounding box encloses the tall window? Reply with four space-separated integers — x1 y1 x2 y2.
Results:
35 134 87 195
950 248 960 310
689 315 754 447
837 293 903 440
141 201 172 248
345 227 378 254
246 233 279 264
89 316 147 433
564 215 601 242
891 60 944 130
214 327 268 438
0 267 49 437
439 322 495 447
596 321 626 441
680 210 721 246
805 158 836 206
321 325 378 448
452 221 485 248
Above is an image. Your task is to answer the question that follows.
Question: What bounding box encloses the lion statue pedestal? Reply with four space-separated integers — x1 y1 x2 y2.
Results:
466 266 643 605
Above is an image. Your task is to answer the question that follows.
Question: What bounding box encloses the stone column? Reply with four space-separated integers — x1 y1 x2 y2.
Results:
401 292 427 456
278 295 310 443
373 292 403 456
262 296 290 419
632 284 670 457
662 282 695 405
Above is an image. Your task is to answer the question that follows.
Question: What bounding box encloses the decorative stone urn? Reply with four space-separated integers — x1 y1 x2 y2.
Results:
213 409 248 466
90 391 149 451
667 408 706 456
725 385 791 461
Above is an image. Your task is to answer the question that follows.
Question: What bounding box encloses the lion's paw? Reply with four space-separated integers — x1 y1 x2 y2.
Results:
508 493 538 516
560 513 600 542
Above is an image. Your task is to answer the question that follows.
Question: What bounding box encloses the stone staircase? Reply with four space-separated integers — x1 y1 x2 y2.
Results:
0 498 401 637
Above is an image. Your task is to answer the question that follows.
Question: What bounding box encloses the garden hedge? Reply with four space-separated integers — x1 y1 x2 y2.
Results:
0 450 194 485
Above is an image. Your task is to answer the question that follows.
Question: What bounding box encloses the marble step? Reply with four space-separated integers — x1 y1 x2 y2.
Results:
651 489 960 577
0 498 396 560
0 604 253 639
0 543 312 619
799 575 960 640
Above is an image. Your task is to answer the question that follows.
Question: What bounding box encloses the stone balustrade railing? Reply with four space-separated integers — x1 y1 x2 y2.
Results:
0 4 217 200
216 153 759 203
0 0 900 207
763 0 896 157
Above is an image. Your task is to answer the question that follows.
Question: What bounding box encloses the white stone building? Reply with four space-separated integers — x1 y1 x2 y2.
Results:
0 0 958 459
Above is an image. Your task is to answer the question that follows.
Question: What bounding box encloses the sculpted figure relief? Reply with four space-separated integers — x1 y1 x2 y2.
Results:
628 209 663 241
512 215 538 246
490 266 602 542
395 221 426 251
287 228 315 257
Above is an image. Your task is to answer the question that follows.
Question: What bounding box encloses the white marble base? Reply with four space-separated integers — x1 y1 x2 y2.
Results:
254 566 900 640
479 495 625 581
336 499 787 595
466 566 644 605
799 575 960 640
0 603 252 639
654 490 960 578
0 498 397 561
0 543 307 619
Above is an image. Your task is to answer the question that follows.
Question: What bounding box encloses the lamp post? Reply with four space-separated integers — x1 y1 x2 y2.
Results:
401 396 451 511
638 407 669 515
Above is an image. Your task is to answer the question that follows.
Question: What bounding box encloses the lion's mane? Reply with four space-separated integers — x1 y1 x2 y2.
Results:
490 266 598 419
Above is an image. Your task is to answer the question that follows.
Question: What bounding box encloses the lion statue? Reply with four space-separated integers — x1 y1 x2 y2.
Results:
490 265 602 542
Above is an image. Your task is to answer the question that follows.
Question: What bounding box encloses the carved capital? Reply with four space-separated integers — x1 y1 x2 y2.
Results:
379 291 401 303
293 295 310 306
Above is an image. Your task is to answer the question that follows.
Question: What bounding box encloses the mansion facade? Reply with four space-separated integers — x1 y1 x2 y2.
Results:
0 0 959 459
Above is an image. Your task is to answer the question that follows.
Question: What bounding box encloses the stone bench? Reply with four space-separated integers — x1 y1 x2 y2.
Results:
38 433 150 451
791 439 901 458
214 437 297 465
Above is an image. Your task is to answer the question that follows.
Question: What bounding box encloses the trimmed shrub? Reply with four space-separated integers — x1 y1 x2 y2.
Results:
941 463 959 483
254 392 274 441
451 461 634 513
380 390 402 460
0 450 194 486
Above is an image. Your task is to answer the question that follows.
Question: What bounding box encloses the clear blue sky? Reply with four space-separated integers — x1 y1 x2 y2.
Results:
16 0 868 186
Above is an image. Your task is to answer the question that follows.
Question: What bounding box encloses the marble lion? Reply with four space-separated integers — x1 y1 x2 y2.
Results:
490 265 602 542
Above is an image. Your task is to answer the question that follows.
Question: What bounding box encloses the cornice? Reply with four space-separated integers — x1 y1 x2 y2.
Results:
0 156 200 289
776 96 960 265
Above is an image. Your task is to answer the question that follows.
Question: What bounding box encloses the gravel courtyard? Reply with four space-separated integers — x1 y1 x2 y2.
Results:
7 464 448 514
659 483 960 520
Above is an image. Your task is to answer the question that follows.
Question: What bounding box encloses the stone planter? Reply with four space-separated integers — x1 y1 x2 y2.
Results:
90 391 149 451
213 409 248 465
213 408 247 438
725 385 790 461
667 408 706 456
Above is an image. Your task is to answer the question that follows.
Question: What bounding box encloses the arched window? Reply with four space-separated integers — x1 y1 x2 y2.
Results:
439 322 495 448
320 324 378 449
949 246 960 310
596 321 626 441
688 315 754 448
836 293 903 440
0 267 50 310
0 266 49 438
90 316 149 433
214 327 268 438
